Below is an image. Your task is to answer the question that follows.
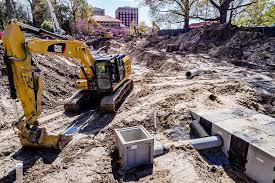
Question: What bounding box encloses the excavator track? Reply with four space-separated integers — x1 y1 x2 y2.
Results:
64 79 133 113
64 90 92 112
100 79 134 113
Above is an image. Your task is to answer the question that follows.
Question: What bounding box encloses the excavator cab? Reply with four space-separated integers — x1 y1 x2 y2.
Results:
95 54 126 92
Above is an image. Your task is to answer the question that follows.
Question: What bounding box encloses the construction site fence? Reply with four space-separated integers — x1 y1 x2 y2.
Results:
241 27 275 37
159 26 275 37
159 29 190 36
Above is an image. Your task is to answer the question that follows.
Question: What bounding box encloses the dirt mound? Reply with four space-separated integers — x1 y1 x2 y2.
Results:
176 25 275 67
210 31 275 64
34 55 78 110
0 54 78 119
135 50 183 72
177 24 237 53
129 24 275 68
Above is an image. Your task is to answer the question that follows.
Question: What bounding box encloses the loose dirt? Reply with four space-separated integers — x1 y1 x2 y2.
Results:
0 35 274 183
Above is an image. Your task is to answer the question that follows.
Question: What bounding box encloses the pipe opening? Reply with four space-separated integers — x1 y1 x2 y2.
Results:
186 71 192 78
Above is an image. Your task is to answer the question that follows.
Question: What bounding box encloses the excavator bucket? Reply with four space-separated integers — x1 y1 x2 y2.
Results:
16 123 73 150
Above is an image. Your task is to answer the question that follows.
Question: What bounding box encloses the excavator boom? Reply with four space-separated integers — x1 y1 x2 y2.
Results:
2 19 72 149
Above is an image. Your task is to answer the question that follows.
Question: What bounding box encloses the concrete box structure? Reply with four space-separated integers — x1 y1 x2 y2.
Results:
115 126 154 170
192 107 275 183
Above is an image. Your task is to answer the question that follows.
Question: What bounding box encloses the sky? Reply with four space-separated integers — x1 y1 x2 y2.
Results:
87 0 152 26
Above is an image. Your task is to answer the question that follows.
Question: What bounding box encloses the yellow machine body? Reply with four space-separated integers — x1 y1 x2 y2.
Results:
2 19 132 149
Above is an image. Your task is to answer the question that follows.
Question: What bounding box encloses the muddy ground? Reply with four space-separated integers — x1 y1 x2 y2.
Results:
0 36 274 183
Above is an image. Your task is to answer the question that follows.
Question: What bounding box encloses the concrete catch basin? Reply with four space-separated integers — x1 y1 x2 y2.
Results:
115 126 154 170
191 106 275 183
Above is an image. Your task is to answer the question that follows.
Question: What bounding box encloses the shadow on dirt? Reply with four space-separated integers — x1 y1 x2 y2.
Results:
62 107 116 135
0 148 60 183
111 149 153 182
0 109 116 183
199 148 253 183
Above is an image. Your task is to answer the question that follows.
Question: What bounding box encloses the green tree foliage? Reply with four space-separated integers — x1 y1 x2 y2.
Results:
27 0 50 27
58 0 91 33
234 0 275 26
263 3 275 25
41 20 54 32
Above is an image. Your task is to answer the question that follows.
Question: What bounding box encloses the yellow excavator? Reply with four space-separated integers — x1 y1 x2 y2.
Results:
85 15 113 50
130 21 149 37
152 21 160 34
2 19 133 149
130 21 140 37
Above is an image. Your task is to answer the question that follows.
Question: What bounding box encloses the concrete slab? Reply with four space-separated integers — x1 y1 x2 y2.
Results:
191 106 275 157
191 106 275 183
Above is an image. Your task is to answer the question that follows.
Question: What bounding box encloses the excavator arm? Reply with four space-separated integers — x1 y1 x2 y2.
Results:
27 39 96 90
152 21 160 34
86 15 113 39
1 20 76 149
130 21 139 36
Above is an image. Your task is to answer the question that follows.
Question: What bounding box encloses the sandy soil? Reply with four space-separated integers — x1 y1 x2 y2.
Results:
0 40 274 183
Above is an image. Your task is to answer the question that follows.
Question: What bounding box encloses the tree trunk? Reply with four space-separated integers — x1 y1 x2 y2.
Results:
219 9 228 24
184 0 190 29
184 16 189 29
5 0 14 19
219 1 231 24
209 0 233 24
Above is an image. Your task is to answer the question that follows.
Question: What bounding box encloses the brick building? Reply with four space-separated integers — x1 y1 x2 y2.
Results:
92 7 105 16
115 7 138 27
93 15 122 29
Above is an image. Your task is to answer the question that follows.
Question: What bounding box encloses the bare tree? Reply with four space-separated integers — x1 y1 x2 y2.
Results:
143 0 198 29
201 0 259 24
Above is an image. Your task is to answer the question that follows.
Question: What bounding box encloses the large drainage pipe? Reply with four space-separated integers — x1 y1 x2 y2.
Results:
188 136 222 150
154 118 223 156
185 68 198 79
190 120 209 138
16 162 23 183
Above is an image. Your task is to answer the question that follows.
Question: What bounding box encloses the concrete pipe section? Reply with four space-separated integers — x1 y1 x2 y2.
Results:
188 136 223 150
155 136 223 156
154 119 223 156
185 68 198 79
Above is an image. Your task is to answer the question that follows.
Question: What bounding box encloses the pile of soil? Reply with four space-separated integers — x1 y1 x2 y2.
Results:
210 31 275 65
34 54 78 110
133 24 275 68
0 54 78 120
177 24 237 53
